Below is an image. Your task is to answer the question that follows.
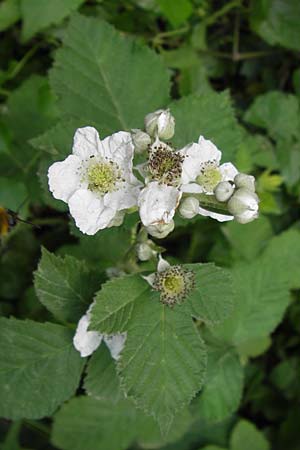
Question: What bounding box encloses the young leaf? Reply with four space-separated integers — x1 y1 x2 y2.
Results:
170 91 241 162
34 248 103 323
118 297 207 433
0 317 84 419
52 397 137 450
20 0 84 41
184 263 234 325
50 14 170 135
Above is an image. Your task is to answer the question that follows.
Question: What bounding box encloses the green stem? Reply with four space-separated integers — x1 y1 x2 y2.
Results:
184 193 231 216
205 0 241 25
5 43 40 83
23 419 50 437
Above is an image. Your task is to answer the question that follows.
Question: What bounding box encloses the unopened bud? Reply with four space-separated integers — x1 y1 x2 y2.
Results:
234 173 256 192
144 109 175 140
214 181 234 202
228 188 259 224
179 197 199 219
146 220 175 239
136 242 156 261
131 129 151 153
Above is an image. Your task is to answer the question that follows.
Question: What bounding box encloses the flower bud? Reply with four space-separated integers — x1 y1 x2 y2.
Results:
227 188 259 224
234 173 256 192
214 181 234 202
131 129 151 153
146 220 175 239
144 109 175 140
136 242 155 261
179 197 199 219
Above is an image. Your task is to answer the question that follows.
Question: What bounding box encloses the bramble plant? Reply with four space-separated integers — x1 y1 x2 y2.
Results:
1 1 300 450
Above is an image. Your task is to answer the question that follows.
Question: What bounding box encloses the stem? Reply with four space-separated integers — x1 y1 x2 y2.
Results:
23 419 51 437
232 10 240 60
5 43 40 83
184 193 231 216
205 0 241 25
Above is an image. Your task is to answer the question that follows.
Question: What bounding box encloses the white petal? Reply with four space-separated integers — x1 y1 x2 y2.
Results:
48 155 83 202
142 273 156 287
72 126 102 160
181 182 203 194
101 131 134 172
138 182 181 227
73 312 103 358
68 189 116 235
198 136 222 163
219 162 239 182
104 333 127 360
104 182 141 210
198 205 234 222
157 254 170 272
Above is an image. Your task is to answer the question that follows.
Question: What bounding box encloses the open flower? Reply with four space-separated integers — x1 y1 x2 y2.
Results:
144 255 195 307
48 126 142 235
73 304 126 359
180 136 239 222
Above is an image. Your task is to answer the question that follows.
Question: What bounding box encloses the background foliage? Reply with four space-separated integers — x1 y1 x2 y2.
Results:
1 0 300 449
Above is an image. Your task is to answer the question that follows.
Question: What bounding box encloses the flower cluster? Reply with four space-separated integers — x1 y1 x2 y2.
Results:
48 109 259 238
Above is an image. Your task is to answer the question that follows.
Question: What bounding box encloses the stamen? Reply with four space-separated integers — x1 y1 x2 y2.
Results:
153 265 195 306
148 143 183 186
87 161 121 194
196 161 222 192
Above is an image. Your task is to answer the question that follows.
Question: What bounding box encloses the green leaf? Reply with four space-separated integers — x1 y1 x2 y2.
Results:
0 0 20 32
20 0 85 41
222 216 273 261
185 264 234 325
90 274 148 334
0 176 27 211
118 297 207 432
244 91 300 141
156 0 193 27
50 14 170 135
170 91 241 162
34 248 103 323
84 345 122 403
230 420 270 450
211 256 290 346
261 229 300 289
250 0 300 51
52 396 137 450
196 345 244 422
0 317 84 419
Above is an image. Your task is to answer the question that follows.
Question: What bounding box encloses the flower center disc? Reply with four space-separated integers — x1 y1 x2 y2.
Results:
196 164 222 193
154 266 195 307
148 145 183 186
87 161 119 194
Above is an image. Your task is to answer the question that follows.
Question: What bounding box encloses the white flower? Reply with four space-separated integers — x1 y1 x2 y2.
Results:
214 181 235 202
179 197 199 219
145 109 175 140
227 188 259 224
143 255 195 306
179 136 239 222
138 181 181 227
73 305 126 359
146 220 175 239
131 129 151 153
48 126 142 235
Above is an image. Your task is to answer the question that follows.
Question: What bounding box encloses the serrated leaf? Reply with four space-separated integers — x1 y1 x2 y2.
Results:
118 297 207 433
50 14 170 135
0 318 84 419
196 345 244 422
230 420 270 450
90 274 148 334
84 345 122 403
185 264 234 325
170 91 241 162
20 0 84 41
250 0 300 52
34 248 103 323
52 396 137 450
244 91 300 141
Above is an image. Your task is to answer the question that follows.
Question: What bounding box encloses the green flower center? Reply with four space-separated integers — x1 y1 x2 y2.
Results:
196 163 222 192
154 265 195 307
87 161 120 194
148 144 183 186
